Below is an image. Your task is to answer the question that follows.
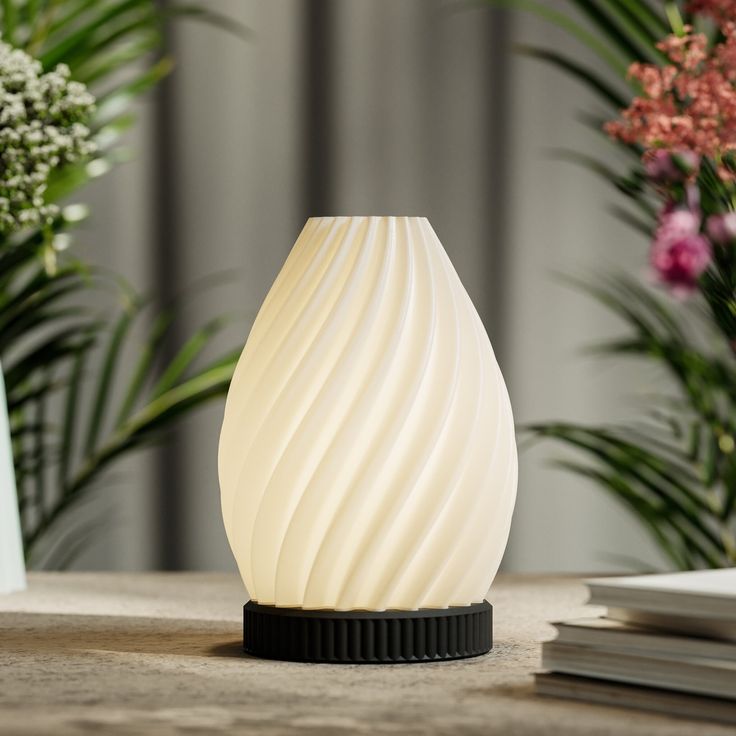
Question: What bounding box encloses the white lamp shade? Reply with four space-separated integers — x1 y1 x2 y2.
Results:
219 216 517 611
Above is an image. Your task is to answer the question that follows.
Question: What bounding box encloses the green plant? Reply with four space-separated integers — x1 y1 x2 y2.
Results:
483 0 736 569
1 0 245 566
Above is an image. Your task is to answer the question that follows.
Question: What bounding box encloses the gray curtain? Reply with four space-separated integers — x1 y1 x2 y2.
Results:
74 0 666 574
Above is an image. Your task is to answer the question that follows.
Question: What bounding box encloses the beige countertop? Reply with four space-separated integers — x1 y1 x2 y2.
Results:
0 572 732 735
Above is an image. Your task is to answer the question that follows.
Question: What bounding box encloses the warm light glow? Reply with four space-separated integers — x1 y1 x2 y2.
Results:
219 216 517 611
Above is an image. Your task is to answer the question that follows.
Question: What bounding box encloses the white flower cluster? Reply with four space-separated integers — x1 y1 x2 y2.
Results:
0 40 96 236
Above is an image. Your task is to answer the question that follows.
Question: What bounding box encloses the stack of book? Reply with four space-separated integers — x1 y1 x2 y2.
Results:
536 569 736 725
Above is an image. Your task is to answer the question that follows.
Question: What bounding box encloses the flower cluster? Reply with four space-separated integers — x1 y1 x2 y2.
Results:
603 4 736 296
605 23 736 172
0 40 95 237
641 150 736 291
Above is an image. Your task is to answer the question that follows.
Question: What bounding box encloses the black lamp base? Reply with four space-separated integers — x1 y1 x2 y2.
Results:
243 600 492 664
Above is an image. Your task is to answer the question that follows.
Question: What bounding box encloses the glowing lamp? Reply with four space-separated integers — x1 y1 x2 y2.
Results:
219 216 517 663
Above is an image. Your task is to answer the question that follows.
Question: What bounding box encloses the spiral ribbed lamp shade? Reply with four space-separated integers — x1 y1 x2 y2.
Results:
219 216 517 663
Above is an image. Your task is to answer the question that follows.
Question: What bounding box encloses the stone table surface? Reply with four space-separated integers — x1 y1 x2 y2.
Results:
1 572 733 736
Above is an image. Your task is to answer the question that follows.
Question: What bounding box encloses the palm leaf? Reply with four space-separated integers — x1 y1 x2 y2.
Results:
83 299 139 455
607 0 668 36
38 0 156 70
537 426 729 567
114 306 173 425
545 148 656 219
564 0 665 64
73 32 161 85
515 45 629 110
3 323 97 390
17 282 238 561
608 204 652 237
552 459 696 569
1 0 18 45
149 317 229 399
58 327 97 488
166 3 251 40
481 0 630 74
530 423 725 550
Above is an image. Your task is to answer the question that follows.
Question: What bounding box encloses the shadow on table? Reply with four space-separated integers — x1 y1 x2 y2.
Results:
6 612 526 667
4 611 254 660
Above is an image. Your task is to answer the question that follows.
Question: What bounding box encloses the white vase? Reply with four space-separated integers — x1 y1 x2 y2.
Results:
0 361 26 593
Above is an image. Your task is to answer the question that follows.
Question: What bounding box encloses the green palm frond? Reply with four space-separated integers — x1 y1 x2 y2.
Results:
515 45 630 110
527 274 736 569
563 0 667 64
480 0 632 74
13 279 238 563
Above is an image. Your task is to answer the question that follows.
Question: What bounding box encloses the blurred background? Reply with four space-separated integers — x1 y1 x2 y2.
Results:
74 0 665 574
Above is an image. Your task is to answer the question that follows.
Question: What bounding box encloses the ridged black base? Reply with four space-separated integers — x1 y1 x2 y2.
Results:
243 600 492 663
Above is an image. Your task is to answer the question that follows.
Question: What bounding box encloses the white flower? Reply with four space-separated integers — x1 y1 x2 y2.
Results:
0 39 96 236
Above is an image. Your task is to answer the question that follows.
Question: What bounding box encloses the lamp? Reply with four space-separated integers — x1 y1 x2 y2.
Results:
219 216 517 663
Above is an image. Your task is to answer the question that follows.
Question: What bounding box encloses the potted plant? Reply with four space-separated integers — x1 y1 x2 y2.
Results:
491 0 736 569
0 1 243 571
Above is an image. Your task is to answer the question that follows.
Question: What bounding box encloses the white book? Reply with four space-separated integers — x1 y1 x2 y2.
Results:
552 617 736 661
542 640 736 699
585 569 736 620
607 607 736 642
584 569 736 641
535 672 736 726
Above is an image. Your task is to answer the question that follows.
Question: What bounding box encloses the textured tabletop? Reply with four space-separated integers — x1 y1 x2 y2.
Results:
0 573 732 735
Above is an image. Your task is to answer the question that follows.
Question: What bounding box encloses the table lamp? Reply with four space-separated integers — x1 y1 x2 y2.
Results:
219 216 517 663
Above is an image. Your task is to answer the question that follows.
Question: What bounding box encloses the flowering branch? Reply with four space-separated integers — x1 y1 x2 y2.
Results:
605 24 736 172
600 9 736 330
0 40 95 237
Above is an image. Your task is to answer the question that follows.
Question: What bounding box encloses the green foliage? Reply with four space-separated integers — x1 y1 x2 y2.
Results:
0 1 243 566
10 284 237 564
486 0 736 569
529 275 736 569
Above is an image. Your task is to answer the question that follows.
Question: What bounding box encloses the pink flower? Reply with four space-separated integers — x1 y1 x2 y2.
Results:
658 207 700 237
650 209 711 290
651 235 712 289
706 212 736 244
644 150 700 183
